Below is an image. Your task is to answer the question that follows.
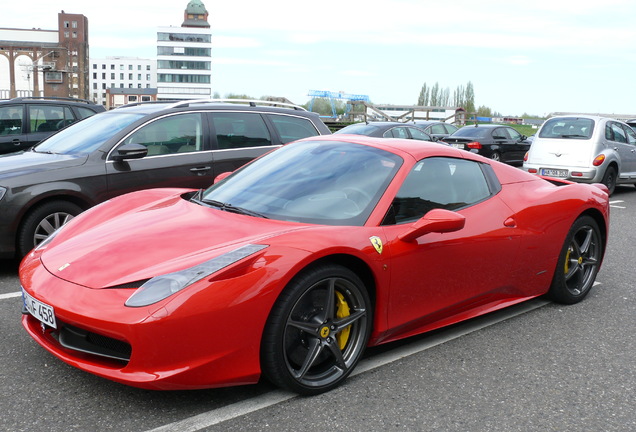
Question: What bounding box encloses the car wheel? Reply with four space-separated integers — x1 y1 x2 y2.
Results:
547 216 602 304
261 264 372 395
601 166 616 195
17 201 82 256
490 151 501 162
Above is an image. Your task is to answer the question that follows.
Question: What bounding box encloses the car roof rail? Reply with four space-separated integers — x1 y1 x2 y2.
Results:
9 96 95 104
165 98 307 111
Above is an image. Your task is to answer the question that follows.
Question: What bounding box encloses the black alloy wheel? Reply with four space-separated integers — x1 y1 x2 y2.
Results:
601 166 617 196
548 215 602 304
261 264 372 395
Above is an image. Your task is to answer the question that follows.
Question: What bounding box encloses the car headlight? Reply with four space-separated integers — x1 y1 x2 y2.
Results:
125 244 268 307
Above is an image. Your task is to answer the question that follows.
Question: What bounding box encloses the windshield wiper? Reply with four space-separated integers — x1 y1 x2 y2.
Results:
199 198 269 219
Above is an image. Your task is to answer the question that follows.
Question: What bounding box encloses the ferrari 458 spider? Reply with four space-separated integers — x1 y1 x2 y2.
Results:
20 135 610 395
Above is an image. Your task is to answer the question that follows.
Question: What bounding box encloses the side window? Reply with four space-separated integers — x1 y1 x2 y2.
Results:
407 127 431 141
608 122 627 143
508 128 522 141
76 106 99 120
266 114 319 144
389 157 492 224
123 113 203 155
445 124 459 134
384 127 409 139
492 128 510 140
211 112 272 149
0 105 23 136
28 105 74 132
429 124 446 134
624 125 636 146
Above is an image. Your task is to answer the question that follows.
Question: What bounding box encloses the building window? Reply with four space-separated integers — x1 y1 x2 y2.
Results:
72 32 77 38
142 96 151 102
45 71 63 83
111 64 115 70
92 64 97 69
128 65 133 70
102 83 106 89
128 96 138 102
146 65 151 70
64 31 69 38
138 74 142 80
64 21 69 28
138 84 142 88
129 84 133 88
102 64 106 69
146 74 151 80
110 73 115 79
138 65 142 70
120 65 124 70
93 83 97 89
92 73 97 79
120 73 124 80
102 73 106 79
129 73 133 80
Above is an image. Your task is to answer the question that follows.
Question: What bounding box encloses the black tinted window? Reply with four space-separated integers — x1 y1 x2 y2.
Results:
211 112 272 149
266 114 318 144
0 105 23 136
389 157 491 224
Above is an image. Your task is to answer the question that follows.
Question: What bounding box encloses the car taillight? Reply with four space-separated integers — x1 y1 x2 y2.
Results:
523 152 528 161
593 154 605 166
528 168 537 173
466 141 482 149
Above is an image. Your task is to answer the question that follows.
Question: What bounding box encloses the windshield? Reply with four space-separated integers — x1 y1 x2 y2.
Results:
33 112 145 155
539 118 594 139
450 127 491 138
201 140 403 225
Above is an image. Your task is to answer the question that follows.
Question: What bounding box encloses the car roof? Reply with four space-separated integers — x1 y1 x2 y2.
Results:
111 99 318 117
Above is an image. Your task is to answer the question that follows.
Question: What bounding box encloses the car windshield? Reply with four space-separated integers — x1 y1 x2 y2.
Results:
200 140 403 225
450 127 491 138
335 124 381 135
33 112 145 155
539 118 594 139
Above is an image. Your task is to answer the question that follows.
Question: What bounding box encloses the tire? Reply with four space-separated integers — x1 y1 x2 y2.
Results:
490 151 501 162
547 216 602 304
17 201 82 256
601 166 617 196
261 264 372 395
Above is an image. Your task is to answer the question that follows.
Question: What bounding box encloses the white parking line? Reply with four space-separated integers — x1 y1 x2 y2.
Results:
146 297 551 432
610 200 625 209
0 291 21 300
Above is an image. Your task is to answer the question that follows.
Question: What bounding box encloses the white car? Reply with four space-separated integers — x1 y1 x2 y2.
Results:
523 115 636 195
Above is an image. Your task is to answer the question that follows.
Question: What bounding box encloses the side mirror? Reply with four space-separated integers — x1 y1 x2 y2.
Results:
399 208 466 242
111 143 148 161
214 171 232 183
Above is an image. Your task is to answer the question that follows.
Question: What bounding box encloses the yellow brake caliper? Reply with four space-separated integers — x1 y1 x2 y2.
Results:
335 291 351 350
564 247 572 274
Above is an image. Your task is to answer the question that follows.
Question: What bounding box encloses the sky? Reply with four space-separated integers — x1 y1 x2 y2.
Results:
2 0 636 117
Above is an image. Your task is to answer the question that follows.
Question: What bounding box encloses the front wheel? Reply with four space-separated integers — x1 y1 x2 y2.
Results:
261 264 372 395
547 216 603 304
17 201 82 256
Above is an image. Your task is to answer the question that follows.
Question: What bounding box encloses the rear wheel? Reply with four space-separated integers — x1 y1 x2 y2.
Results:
261 264 372 395
490 151 501 162
17 201 82 256
601 166 617 195
547 216 602 304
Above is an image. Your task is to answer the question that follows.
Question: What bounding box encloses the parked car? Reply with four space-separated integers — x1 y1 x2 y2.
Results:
0 97 105 154
335 121 433 141
412 120 459 141
626 119 636 129
0 99 331 258
441 124 531 165
523 115 636 195
21 135 608 395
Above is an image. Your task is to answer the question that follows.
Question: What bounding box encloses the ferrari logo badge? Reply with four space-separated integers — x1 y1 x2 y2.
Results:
370 236 383 254
320 326 330 338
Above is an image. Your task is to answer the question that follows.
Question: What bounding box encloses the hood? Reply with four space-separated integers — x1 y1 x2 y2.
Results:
527 137 595 168
0 150 87 179
40 190 310 288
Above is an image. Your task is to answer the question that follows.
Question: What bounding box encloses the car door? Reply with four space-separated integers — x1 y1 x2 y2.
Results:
505 127 530 163
0 104 27 154
105 112 216 197
382 157 521 334
208 111 282 176
607 121 636 179
383 126 410 139
491 127 516 161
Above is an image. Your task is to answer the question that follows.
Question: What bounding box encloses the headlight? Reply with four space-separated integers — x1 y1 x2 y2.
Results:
125 244 268 307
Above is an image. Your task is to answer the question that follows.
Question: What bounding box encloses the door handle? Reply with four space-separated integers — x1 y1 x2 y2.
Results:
190 166 211 175
12 139 22 145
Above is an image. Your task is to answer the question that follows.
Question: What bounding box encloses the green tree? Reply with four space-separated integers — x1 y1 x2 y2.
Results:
464 81 475 114
417 83 429 106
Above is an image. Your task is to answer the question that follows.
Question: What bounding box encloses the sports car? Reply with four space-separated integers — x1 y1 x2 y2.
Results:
20 135 610 395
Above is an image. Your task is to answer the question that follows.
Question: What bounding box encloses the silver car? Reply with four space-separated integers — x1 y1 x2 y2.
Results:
523 115 636 195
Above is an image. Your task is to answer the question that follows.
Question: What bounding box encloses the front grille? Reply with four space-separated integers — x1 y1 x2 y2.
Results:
59 324 131 363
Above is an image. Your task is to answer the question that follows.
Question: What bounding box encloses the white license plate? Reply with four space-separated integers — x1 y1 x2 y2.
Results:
22 287 57 329
541 168 568 178
450 143 464 149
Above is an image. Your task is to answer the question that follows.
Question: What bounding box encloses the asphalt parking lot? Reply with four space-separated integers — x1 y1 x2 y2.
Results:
1 186 635 432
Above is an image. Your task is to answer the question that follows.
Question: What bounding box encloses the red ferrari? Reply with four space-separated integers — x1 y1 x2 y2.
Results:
20 135 609 395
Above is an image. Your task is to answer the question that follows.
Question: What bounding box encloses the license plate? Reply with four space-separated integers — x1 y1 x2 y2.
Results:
541 168 568 178
450 143 464 149
22 287 57 329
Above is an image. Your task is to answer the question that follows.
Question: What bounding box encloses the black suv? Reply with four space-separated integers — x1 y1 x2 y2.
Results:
0 99 331 258
0 97 105 154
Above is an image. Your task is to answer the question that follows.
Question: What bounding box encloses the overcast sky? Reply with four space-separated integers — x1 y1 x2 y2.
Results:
2 0 636 116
